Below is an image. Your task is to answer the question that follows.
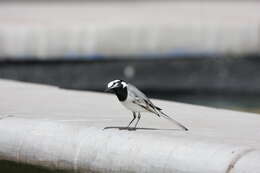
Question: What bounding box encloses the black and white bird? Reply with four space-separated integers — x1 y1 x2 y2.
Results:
105 79 188 131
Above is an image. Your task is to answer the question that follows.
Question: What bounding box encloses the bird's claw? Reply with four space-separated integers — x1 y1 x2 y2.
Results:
127 127 136 131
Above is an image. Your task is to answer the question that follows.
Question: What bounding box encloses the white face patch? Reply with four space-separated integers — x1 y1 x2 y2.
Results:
121 81 127 88
107 80 120 89
107 81 114 88
107 80 128 89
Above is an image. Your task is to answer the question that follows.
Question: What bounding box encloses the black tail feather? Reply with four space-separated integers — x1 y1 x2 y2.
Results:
157 111 188 131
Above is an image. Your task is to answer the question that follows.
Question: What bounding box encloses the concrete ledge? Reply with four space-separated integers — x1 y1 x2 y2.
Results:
231 150 260 173
0 117 259 173
0 79 260 172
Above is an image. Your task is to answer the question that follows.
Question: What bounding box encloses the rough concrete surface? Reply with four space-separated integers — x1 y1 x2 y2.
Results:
0 79 260 172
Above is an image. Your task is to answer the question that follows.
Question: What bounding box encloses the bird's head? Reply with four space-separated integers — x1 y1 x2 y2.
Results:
105 79 127 93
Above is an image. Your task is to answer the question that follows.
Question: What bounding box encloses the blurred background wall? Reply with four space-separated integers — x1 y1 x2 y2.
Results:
0 0 260 113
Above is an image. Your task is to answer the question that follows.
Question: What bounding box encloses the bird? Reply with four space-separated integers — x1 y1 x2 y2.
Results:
105 79 188 131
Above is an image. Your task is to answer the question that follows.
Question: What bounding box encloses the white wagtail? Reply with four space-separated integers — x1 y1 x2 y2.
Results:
105 79 188 131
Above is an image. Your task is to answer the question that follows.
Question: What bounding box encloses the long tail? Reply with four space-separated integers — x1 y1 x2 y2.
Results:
157 110 188 131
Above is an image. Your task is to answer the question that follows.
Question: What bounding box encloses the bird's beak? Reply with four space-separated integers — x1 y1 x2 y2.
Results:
105 87 113 92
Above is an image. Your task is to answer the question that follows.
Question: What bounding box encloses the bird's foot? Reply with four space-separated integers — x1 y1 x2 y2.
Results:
103 126 136 130
118 127 129 130
126 127 136 131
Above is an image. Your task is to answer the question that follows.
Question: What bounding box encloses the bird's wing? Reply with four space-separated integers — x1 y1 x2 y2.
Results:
127 84 148 100
127 84 162 114
127 84 188 130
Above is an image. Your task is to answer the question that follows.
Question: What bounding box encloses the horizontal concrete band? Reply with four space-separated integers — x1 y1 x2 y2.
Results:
1 24 259 58
0 2 259 58
0 117 258 173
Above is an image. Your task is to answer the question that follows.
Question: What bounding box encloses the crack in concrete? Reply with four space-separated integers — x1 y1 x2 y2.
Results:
226 148 255 173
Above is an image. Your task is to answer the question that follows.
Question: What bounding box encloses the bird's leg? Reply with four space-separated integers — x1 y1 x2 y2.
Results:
128 112 136 128
134 112 141 128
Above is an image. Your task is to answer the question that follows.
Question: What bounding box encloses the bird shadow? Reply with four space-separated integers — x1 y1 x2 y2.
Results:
103 126 183 131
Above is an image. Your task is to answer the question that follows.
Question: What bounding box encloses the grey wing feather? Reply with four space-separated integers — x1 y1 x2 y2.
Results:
128 84 188 130
127 84 162 113
127 84 148 100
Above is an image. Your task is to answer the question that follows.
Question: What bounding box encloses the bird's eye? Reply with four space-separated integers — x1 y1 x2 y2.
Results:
113 82 119 87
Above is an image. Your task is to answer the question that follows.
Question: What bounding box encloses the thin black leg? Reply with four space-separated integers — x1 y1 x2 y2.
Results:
134 113 141 128
128 112 136 127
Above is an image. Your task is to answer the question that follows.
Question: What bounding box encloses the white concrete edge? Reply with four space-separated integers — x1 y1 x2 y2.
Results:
0 117 259 173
